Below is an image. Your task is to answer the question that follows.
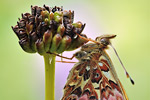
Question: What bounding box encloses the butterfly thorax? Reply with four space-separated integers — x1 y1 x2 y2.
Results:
74 43 105 62
74 34 116 61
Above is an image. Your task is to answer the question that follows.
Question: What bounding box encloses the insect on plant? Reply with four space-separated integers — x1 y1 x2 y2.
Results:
11 5 134 100
50 34 134 100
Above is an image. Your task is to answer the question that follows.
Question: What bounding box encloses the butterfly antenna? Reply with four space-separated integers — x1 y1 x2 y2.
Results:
110 43 134 85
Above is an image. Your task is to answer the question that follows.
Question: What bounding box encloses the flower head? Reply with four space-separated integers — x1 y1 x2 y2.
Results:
12 5 88 55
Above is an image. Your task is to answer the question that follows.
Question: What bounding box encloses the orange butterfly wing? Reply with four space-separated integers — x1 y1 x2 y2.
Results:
62 50 128 100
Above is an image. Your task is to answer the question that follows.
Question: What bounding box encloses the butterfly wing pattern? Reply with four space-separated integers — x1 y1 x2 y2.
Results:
61 35 129 100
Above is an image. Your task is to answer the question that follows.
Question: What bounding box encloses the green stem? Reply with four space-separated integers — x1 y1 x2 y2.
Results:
43 54 56 100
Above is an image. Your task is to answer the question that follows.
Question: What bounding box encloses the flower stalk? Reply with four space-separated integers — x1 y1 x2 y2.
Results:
12 5 89 100
43 54 56 100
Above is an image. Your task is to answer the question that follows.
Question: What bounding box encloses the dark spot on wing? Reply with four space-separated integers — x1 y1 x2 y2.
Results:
91 68 102 83
109 80 121 93
83 67 90 81
72 87 82 97
89 96 96 100
83 89 91 96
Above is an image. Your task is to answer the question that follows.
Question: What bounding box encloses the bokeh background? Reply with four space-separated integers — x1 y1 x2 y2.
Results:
0 0 149 100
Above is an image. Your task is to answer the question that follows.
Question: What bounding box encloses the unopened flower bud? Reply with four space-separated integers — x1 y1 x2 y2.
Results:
54 11 63 23
56 35 72 53
35 39 45 55
29 32 38 52
50 13 54 20
44 18 49 25
66 34 88 51
28 15 35 24
26 23 33 34
19 38 35 53
12 25 20 38
43 30 53 52
17 19 26 28
49 34 62 53
72 21 82 28
57 24 65 36
41 10 50 21
65 24 74 35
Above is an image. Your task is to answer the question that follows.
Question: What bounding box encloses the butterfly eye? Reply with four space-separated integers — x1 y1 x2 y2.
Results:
100 38 109 46
95 34 116 46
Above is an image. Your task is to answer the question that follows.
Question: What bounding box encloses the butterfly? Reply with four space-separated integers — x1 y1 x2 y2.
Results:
51 34 134 100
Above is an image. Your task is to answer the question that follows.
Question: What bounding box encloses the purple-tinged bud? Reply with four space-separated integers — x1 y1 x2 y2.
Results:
17 19 26 28
12 25 20 37
35 39 45 55
57 24 65 36
18 29 28 39
43 30 53 52
29 32 38 52
56 35 72 53
26 23 33 35
36 7 42 17
12 26 28 39
36 22 42 37
21 13 30 21
63 18 71 27
66 34 88 51
31 5 37 16
19 38 35 53
49 33 62 53
28 15 35 24
65 24 74 35
63 10 74 27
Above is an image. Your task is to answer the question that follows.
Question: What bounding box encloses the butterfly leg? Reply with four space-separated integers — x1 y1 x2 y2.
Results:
56 53 76 63
76 33 100 44
56 60 76 63
47 52 76 63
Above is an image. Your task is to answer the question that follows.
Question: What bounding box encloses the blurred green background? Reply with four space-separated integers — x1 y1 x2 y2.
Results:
0 0 149 100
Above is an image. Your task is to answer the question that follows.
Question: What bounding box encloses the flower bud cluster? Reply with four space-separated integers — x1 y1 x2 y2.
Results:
12 5 88 55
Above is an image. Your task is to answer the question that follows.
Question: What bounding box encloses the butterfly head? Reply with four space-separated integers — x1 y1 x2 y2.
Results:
95 34 116 46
